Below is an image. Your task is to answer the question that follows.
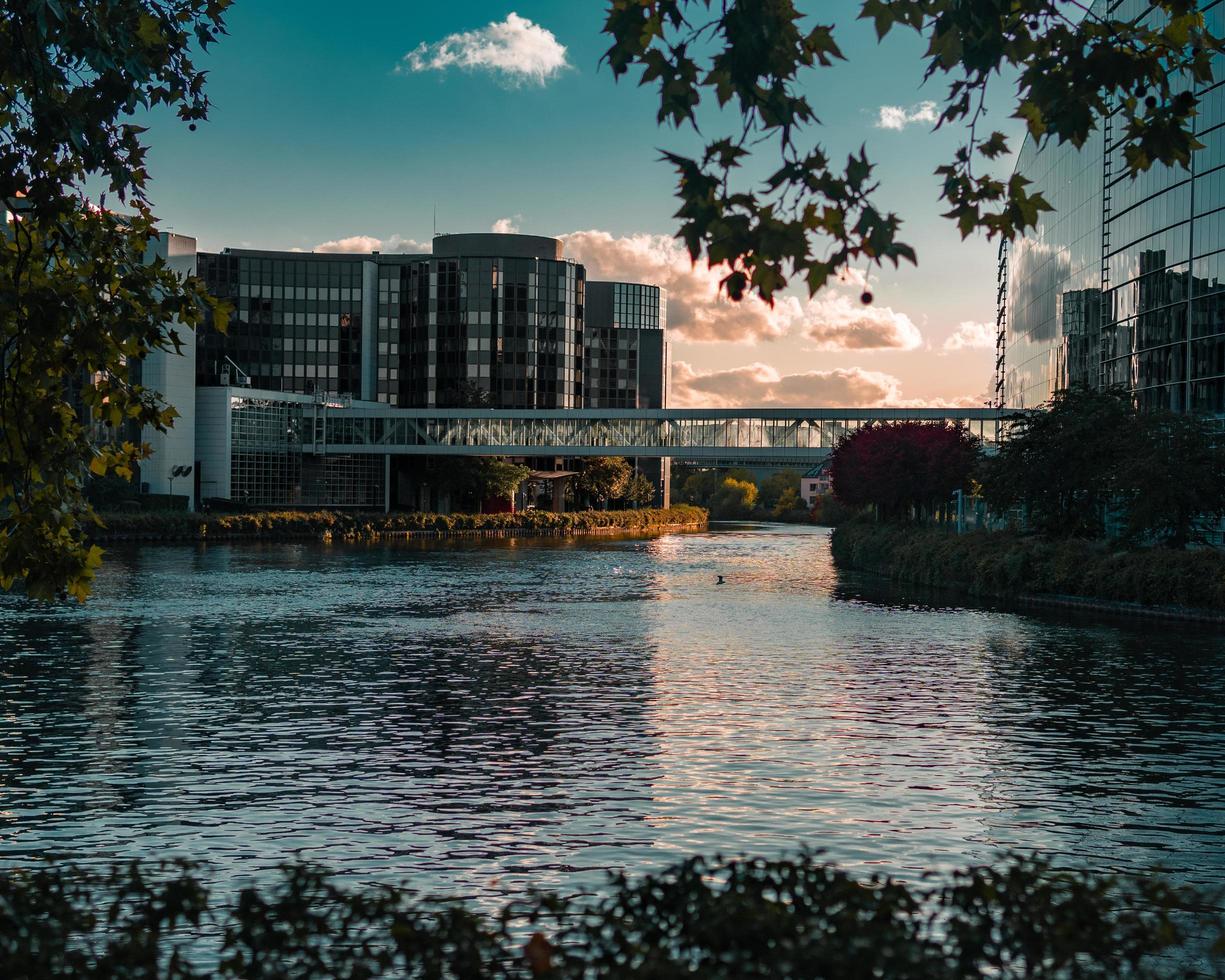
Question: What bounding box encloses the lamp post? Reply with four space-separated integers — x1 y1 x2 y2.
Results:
168 464 193 507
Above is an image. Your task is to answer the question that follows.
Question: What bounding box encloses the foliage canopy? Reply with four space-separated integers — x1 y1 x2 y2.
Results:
578 456 633 505
601 0 1225 303
831 420 979 521
1 0 231 600
981 387 1225 545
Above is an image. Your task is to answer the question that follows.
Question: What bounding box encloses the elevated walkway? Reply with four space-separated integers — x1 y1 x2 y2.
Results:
298 403 1008 464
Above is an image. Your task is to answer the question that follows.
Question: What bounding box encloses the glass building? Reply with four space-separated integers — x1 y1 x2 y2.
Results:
383 234 585 409
201 233 609 411
197 251 370 397
998 0 1225 413
583 281 668 409
193 233 670 508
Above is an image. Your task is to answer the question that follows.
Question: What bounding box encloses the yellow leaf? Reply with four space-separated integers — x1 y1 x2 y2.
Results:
89 455 108 476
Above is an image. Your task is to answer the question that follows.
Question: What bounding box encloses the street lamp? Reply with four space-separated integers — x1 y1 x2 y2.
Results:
169 464 193 504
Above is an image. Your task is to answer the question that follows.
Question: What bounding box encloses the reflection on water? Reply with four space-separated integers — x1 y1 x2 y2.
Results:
1 525 1223 900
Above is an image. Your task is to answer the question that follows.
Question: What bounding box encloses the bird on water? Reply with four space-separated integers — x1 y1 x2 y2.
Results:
716 575 725 585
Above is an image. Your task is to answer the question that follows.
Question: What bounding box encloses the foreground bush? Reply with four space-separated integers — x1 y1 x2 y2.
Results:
0 853 1218 978
92 506 708 543
831 523 1225 611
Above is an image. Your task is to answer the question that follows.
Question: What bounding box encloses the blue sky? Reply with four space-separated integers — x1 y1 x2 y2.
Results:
142 1 1025 407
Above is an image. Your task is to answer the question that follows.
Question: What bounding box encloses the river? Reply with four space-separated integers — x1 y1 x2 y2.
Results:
1 524 1222 902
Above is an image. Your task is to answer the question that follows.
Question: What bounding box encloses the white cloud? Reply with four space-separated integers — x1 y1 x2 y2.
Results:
671 360 989 409
397 13 570 87
561 230 788 343
876 100 939 130
797 292 922 351
561 230 920 349
492 216 521 234
671 360 906 408
942 320 996 351
309 234 431 254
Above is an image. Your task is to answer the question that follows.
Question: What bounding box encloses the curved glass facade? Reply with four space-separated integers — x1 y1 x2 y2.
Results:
376 252 584 409
999 0 1225 413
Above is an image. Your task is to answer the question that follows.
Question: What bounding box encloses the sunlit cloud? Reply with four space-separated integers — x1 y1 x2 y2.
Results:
492 216 521 234
798 292 922 351
942 320 996 351
876 100 939 130
397 13 570 88
561 230 923 349
300 234 431 254
671 360 906 408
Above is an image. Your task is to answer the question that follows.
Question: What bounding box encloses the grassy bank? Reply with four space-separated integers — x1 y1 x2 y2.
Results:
93 505 708 543
830 522 1225 615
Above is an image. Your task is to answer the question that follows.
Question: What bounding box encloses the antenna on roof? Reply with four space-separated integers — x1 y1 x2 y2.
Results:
433 203 436 238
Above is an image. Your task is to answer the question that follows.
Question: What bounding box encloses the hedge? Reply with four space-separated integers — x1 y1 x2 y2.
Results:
830 522 1225 612
1 852 1219 978
92 506 709 543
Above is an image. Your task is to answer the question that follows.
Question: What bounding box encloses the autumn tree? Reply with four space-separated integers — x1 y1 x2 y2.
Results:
709 476 757 520
1 0 231 600
578 456 632 508
758 469 801 513
831 421 979 522
602 1 1223 303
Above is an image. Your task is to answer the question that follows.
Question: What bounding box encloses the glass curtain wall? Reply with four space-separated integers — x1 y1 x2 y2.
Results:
199 253 364 397
395 254 584 409
999 0 1225 414
583 282 666 409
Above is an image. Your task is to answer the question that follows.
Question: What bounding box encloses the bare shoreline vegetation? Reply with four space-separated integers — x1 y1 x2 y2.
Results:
830 523 1225 620
90 506 709 544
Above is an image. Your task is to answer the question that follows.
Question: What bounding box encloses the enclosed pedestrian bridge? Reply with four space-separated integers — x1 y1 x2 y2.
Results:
298 403 1007 466
196 388 1010 508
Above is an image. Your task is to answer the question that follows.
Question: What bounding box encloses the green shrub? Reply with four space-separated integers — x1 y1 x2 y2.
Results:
831 524 1225 611
810 492 864 527
0 853 1217 978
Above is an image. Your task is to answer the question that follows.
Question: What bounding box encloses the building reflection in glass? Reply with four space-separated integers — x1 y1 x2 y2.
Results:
998 0 1225 414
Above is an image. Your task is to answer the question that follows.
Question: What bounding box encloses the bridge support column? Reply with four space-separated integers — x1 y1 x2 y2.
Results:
383 455 391 514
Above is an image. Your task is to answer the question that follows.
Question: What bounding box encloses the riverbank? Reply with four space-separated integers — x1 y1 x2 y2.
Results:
830 522 1225 622
92 505 708 543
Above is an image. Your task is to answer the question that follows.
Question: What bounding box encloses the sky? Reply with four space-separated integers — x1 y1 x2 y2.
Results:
140 0 1027 409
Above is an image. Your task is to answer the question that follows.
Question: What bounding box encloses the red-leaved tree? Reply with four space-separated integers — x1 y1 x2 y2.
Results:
830 422 979 522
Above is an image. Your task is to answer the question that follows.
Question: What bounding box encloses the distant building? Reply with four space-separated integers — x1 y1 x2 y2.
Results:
197 233 666 413
799 460 832 507
182 232 671 507
583 281 668 409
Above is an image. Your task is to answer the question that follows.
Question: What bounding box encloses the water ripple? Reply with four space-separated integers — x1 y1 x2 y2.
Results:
1 525 1223 900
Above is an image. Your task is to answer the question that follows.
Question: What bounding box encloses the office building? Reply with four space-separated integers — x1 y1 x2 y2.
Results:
160 232 669 508
996 0 1225 413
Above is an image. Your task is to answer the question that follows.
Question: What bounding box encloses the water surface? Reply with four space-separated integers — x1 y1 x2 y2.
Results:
1 524 1222 901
